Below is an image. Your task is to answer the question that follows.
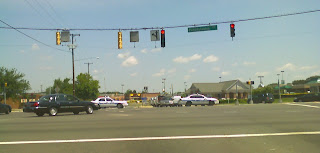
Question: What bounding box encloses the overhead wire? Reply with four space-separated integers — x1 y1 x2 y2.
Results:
0 19 70 53
0 9 319 31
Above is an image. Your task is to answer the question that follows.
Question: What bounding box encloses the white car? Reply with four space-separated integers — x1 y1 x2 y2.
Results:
91 97 128 109
180 94 219 106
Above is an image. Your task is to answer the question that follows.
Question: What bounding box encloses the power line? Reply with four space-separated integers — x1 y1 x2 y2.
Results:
0 9 319 31
0 19 70 53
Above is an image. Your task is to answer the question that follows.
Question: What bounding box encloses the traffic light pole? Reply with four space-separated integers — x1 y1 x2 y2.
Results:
70 34 80 96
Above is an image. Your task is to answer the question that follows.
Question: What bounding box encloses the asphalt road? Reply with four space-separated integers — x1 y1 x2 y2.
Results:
1 102 320 153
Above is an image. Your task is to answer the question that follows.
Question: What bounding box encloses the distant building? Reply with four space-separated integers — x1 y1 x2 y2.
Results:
187 80 250 99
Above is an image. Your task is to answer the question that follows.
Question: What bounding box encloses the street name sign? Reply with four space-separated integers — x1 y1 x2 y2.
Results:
188 25 218 33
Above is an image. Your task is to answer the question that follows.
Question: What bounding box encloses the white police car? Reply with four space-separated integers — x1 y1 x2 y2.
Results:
91 96 128 109
180 94 219 106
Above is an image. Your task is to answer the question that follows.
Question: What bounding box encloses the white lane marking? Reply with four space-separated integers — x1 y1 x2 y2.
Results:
1 131 320 145
285 103 320 108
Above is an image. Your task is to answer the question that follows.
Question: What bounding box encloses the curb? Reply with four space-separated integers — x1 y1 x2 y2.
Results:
12 109 23 112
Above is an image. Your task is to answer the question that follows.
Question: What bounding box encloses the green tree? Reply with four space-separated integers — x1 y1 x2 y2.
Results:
292 80 305 85
75 73 100 100
0 67 31 98
49 78 73 95
253 86 274 95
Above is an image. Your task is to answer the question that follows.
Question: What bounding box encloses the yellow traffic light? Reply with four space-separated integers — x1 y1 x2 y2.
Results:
56 32 61 45
118 32 122 49
5 82 7 87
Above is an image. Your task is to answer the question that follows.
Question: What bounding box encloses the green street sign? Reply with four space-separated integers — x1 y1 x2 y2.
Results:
188 25 218 33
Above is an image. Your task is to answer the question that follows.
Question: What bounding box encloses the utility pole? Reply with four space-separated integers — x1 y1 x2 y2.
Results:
121 84 124 94
277 74 282 103
69 34 80 96
235 80 239 105
162 78 166 93
184 82 187 92
258 76 264 87
84 62 93 74
281 70 285 84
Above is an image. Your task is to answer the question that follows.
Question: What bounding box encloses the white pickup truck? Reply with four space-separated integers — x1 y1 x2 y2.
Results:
91 96 128 109
180 94 219 106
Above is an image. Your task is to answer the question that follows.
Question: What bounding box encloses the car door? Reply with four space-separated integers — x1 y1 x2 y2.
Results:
55 94 71 112
197 95 207 105
106 97 116 107
98 98 108 108
65 95 83 112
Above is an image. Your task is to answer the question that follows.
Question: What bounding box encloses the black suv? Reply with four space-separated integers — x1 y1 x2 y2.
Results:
247 93 274 104
23 94 99 116
0 103 11 114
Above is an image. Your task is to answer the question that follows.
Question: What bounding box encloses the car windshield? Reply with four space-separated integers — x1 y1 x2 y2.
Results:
1 1 320 152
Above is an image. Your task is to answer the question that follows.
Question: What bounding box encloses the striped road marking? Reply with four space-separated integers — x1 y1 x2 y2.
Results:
285 103 320 109
1 131 320 145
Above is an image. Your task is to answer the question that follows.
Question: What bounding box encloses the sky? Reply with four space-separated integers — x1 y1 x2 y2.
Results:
0 0 319 93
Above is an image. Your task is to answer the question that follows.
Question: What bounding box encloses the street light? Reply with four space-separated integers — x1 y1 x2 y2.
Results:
281 70 285 84
277 74 282 103
75 57 99 61
184 82 187 92
162 78 166 93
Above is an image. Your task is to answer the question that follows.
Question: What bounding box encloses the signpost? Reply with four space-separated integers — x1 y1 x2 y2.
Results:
188 25 218 33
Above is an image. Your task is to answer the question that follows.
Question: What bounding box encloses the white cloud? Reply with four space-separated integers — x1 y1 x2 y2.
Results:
168 68 176 74
243 61 256 66
32 43 40 51
151 48 162 53
203 55 219 63
152 69 166 77
276 63 296 71
212 67 220 72
39 66 53 70
189 69 196 73
189 54 202 61
40 56 53 61
121 56 138 67
118 52 130 59
130 73 138 77
173 54 202 63
184 75 191 80
255 72 269 76
93 69 99 74
221 71 231 76
140 49 148 54
299 65 317 70
140 48 162 54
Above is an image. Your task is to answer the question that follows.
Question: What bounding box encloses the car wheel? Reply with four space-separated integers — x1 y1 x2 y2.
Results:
36 112 45 116
186 102 192 107
117 104 124 109
5 107 10 114
209 101 214 106
86 105 93 114
49 107 58 116
73 111 80 115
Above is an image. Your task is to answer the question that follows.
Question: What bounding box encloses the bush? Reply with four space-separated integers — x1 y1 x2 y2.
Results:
219 99 247 104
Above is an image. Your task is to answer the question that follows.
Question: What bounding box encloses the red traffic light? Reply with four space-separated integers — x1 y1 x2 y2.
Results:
161 30 165 34
230 24 235 28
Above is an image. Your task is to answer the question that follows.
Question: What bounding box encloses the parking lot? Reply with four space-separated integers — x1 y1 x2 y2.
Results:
1 102 320 153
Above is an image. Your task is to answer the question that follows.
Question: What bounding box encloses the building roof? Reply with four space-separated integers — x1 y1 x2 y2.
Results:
189 80 250 93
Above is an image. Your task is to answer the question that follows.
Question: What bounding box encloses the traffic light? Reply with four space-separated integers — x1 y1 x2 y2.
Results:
246 81 254 85
56 32 61 45
4 82 7 87
230 24 235 38
161 29 165 48
118 32 122 49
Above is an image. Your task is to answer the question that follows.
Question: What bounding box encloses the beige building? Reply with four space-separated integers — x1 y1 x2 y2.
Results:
187 80 250 99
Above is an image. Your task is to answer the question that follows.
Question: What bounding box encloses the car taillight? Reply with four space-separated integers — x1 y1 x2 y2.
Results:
33 102 39 107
